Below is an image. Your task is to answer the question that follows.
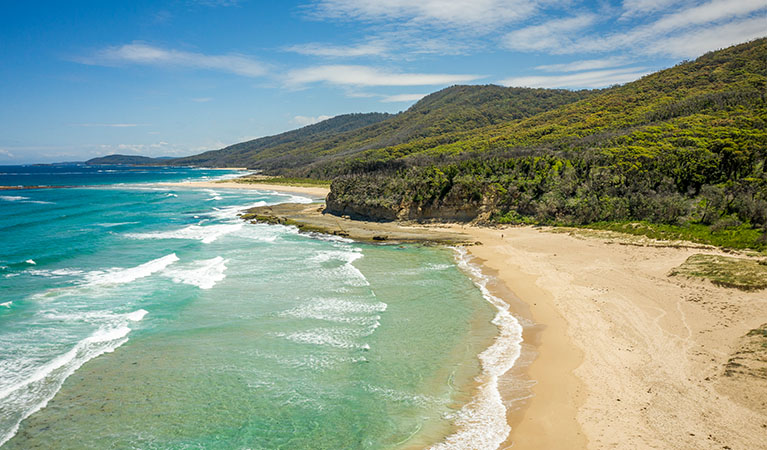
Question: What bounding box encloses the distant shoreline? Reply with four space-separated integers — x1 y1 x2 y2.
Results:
241 202 767 449
0 185 76 190
155 180 330 198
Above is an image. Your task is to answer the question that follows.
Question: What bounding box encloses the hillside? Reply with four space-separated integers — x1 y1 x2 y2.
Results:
324 38 767 249
168 112 391 168
169 86 592 170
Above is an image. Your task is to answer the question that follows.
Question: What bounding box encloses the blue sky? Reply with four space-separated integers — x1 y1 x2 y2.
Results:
1 0 764 164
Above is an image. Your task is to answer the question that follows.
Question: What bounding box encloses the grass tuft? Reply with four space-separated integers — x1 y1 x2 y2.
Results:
670 254 767 290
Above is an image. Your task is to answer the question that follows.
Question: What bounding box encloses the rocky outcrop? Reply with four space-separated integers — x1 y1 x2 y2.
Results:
325 175 500 223
240 203 471 244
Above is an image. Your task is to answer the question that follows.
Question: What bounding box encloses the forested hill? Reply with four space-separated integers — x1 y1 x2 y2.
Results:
168 112 391 168
322 38 767 249
168 85 592 170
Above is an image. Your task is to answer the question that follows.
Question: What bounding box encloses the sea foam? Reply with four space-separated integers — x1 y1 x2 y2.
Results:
274 327 372 350
428 247 524 450
203 189 223 201
0 309 147 447
125 223 243 244
281 297 386 326
162 256 228 289
311 249 370 287
83 253 179 286
0 195 53 205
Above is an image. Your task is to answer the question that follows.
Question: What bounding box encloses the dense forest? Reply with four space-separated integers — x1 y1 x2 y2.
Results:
169 38 767 249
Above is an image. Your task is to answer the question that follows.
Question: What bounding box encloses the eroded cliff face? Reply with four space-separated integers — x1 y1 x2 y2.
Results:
325 190 400 221
325 180 499 223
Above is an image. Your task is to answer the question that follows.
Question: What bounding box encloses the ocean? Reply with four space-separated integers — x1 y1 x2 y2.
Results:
0 165 522 449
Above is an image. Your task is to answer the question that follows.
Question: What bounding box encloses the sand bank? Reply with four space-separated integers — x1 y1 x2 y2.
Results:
155 180 330 198
241 204 767 449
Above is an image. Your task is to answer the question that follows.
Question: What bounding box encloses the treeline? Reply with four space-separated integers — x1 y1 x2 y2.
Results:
327 141 767 248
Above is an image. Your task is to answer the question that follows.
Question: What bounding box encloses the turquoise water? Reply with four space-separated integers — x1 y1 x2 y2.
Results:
0 167 507 449
0 164 243 187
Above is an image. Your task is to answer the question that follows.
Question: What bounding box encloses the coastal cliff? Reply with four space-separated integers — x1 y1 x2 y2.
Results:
325 174 498 222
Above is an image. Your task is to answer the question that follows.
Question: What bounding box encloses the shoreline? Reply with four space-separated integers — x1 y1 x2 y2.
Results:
240 203 767 449
450 227 585 449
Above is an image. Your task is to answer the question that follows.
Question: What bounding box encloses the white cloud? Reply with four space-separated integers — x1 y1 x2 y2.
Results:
81 43 267 77
644 16 767 58
644 0 766 36
620 0 681 18
503 0 767 57
286 65 483 87
286 41 388 58
381 93 428 102
293 115 334 126
343 90 381 98
70 123 143 128
535 57 629 72
311 0 541 28
500 67 652 89
0 149 15 159
607 1 767 57
502 14 598 52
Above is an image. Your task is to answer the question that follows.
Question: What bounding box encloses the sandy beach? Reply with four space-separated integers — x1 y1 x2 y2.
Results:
238 199 767 449
155 180 331 198
445 225 767 449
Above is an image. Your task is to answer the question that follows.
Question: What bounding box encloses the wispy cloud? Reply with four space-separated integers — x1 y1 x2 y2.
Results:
286 41 388 58
310 0 541 28
502 0 767 57
70 123 144 128
293 115 334 126
641 0 766 36
502 14 598 52
500 67 651 89
381 93 427 102
286 65 483 87
620 0 681 18
641 16 767 58
534 57 628 73
0 149 15 159
80 43 267 77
